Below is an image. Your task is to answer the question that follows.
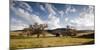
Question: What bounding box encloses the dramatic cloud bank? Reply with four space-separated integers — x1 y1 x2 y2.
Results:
10 1 94 31
65 6 94 30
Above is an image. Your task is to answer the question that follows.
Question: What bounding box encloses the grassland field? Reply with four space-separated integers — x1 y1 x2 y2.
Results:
10 32 94 50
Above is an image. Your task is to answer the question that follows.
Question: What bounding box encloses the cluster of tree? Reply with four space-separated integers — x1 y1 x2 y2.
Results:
66 26 77 36
54 26 77 37
22 23 77 38
23 23 48 38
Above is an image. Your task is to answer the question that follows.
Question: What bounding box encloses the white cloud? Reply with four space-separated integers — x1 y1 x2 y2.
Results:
16 8 34 24
16 8 44 24
59 10 64 17
42 3 62 29
45 3 56 15
45 4 77 30
70 8 76 12
31 14 45 24
65 5 76 14
10 1 94 30
44 3 64 29
65 17 69 22
87 6 94 14
10 1 45 30
11 25 28 31
48 14 61 29
10 18 29 31
65 6 94 30
40 5 45 11
19 1 32 12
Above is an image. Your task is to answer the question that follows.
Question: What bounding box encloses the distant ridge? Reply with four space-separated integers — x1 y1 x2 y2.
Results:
11 28 94 33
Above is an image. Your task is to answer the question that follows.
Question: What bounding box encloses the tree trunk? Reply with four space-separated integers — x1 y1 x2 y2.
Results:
37 33 40 38
42 32 46 38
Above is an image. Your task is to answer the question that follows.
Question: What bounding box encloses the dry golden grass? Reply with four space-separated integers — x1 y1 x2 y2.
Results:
10 37 94 49
10 32 94 49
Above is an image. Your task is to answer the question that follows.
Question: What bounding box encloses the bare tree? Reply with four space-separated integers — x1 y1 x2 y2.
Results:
66 25 77 36
23 23 48 38
23 27 33 36
34 23 48 38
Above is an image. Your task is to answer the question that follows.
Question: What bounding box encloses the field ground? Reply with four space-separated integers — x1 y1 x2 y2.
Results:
10 32 94 49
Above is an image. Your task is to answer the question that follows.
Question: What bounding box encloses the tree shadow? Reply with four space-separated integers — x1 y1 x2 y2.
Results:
81 40 94 45
76 33 94 39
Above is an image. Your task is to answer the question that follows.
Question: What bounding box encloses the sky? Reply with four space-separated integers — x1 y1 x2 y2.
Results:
10 1 95 31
